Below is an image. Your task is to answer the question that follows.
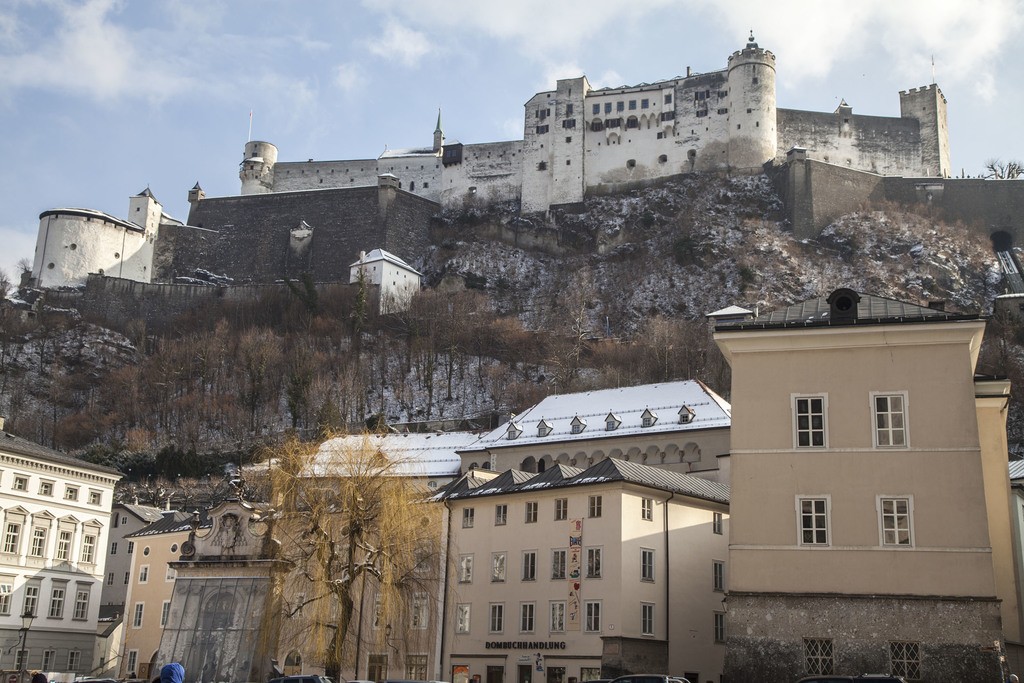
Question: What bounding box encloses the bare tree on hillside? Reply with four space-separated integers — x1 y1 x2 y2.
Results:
984 159 1024 180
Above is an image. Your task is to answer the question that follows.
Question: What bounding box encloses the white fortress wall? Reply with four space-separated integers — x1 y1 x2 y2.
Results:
377 153 444 202
33 211 151 287
272 159 381 193
520 90 558 212
548 76 589 207
439 140 523 209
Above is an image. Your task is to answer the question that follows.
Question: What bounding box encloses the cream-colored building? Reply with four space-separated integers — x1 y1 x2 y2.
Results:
119 511 191 679
439 458 729 683
714 288 1015 683
459 381 731 483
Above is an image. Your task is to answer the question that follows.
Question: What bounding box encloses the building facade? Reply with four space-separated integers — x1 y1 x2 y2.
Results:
101 504 164 616
349 248 422 314
439 459 730 683
714 288 1014 682
0 425 121 678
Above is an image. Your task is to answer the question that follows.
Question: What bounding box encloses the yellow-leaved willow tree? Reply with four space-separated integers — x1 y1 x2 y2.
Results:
260 433 445 680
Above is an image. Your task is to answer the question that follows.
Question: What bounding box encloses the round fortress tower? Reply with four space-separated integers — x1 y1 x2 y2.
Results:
726 32 777 171
239 140 278 194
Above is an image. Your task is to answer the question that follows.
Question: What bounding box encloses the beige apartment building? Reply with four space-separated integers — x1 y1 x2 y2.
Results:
439 458 729 683
119 511 191 679
459 381 731 483
715 288 1015 683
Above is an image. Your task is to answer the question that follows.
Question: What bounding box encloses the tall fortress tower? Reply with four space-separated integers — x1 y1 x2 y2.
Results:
726 33 777 171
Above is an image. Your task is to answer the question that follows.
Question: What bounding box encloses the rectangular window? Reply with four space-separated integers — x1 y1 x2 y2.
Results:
641 98 649 109
713 560 725 591
64 486 78 501
889 641 921 680
49 586 65 618
592 104 600 115
550 601 565 632
562 118 575 129
29 527 47 557
587 548 602 578
495 504 507 526
616 101 624 112
604 102 612 114
804 638 834 675
795 396 826 448
714 613 726 643
551 549 567 580
166 564 176 581
641 497 653 521
160 600 172 627
73 589 89 620
463 508 475 528
124 572 130 585
127 541 134 554
554 498 568 521
489 603 504 633
522 551 537 581
67 650 81 672
106 573 114 586
4 522 21 554
520 603 535 632
139 565 149 584
584 601 601 632
459 554 474 583
525 501 538 523
110 541 117 555
13 476 27 491
126 651 139 676
799 498 829 545
880 497 913 546
456 604 471 633
42 650 55 671
23 584 38 616
628 100 637 110
0 583 11 615
661 111 676 121
491 552 506 582
132 602 144 628
713 512 724 535
88 491 102 505
38 482 53 496
81 534 96 563
566 104 574 115
665 93 673 104
588 495 602 518
874 393 907 447
640 548 654 581
641 603 654 636
411 593 428 629
535 125 549 134
406 655 428 680
56 529 72 560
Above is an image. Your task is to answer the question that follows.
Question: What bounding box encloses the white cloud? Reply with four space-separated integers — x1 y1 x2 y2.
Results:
334 62 367 92
367 21 434 67
501 117 522 138
0 224 36 285
592 70 624 90
540 61 585 90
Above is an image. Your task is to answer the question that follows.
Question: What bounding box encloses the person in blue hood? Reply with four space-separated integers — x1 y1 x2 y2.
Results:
160 663 185 683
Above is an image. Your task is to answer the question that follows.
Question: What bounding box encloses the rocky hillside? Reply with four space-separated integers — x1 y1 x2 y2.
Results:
0 173 1013 474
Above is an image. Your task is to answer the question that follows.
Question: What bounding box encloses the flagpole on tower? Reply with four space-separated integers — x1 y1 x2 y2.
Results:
248 110 253 142
931 55 935 84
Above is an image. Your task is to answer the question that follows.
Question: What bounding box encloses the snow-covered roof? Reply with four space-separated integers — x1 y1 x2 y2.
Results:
379 147 439 159
38 208 145 234
707 304 753 318
1010 460 1024 481
313 431 478 478
0 429 122 476
349 248 422 275
462 380 731 453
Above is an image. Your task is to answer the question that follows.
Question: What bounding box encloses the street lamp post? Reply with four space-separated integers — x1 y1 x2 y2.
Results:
17 609 34 683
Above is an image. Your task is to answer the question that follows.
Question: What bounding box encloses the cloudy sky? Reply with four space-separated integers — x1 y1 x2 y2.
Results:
1 0 1022 281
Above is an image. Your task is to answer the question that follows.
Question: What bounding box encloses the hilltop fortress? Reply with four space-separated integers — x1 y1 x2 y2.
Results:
35 33 1022 293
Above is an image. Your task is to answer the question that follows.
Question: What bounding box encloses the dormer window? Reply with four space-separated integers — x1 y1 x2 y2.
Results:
507 422 523 440
605 412 621 431
537 420 553 438
570 416 587 435
641 408 658 428
679 406 695 424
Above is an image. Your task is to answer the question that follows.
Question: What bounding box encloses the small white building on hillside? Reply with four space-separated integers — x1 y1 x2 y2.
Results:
349 248 422 314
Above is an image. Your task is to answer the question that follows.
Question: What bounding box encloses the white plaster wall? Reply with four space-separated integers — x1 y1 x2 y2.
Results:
520 91 557 212
377 155 444 202
272 159 382 193
34 214 152 288
378 260 421 313
439 141 523 210
726 49 777 171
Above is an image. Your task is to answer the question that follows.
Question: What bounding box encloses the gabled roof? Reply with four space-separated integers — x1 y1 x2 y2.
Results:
461 380 731 453
116 503 164 524
312 431 477 478
717 292 980 331
349 248 422 275
440 458 728 505
125 510 195 538
0 430 121 476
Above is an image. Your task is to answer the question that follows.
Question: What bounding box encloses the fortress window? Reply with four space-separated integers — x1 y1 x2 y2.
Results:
604 102 612 114
627 117 639 129
662 111 676 121
606 118 621 129
536 125 549 134
562 119 576 129
752 78 759 85
695 91 707 101
47 263 54 270
657 132 664 139
566 159 571 165
565 137 572 143
695 110 707 118
617 101 624 112
626 159 636 169
658 154 668 163
641 98 649 109
593 104 600 115
537 162 547 171
424 182 429 188
665 93 673 104
629 100 637 110
410 182 415 191
718 108 728 115
591 120 604 132
747 108 752 113
719 90 728 98
566 104 574 115
737 124 741 129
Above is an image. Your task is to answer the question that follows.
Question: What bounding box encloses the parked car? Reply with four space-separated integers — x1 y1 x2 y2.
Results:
609 675 691 683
